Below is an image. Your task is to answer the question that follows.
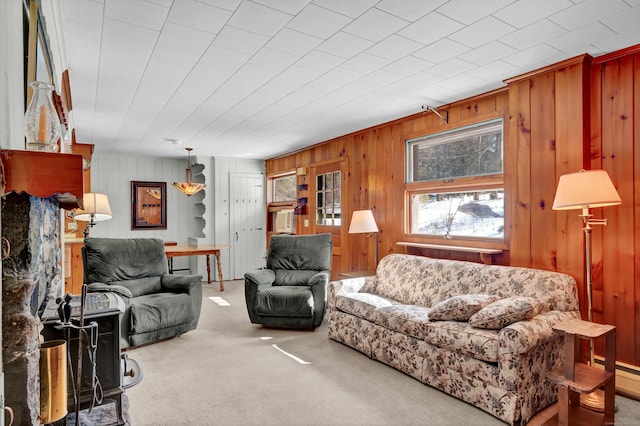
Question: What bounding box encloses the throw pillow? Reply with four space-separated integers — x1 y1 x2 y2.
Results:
469 296 540 329
429 294 500 321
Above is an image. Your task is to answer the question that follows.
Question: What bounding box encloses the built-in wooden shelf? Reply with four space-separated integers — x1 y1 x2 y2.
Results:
397 241 503 264
1 150 84 209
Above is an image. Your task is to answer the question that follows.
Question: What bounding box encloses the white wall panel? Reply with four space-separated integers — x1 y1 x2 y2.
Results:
88 154 265 282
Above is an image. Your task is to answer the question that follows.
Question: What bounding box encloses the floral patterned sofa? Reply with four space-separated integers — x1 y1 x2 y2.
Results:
327 254 580 425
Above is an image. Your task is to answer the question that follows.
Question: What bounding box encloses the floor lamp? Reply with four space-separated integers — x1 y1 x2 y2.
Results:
74 192 113 238
348 210 379 267
552 169 621 411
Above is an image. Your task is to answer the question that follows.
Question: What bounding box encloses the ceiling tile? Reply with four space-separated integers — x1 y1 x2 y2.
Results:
266 28 322 56
549 0 629 31
366 35 423 61
158 21 216 52
102 17 159 49
196 0 243 11
249 48 300 71
252 0 311 14
437 0 515 25
341 53 392 74
398 12 464 45
167 0 232 33
458 41 517 66
312 0 380 18
546 21 618 55
316 31 374 58
343 8 409 42
228 1 292 36
105 0 169 30
376 0 448 21
384 56 435 77
426 58 476 77
448 16 516 48
600 4 640 36
413 38 470 63
286 4 352 38
213 26 270 54
493 0 573 29
296 50 346 72
502 43 566 68
499 19 567 50
60 0 104 27
466 60 520 80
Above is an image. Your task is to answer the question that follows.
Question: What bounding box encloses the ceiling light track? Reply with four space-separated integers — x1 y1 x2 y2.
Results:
421 105 449 124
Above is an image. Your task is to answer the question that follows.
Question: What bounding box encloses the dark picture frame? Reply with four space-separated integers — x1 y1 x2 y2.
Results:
131 181 167 230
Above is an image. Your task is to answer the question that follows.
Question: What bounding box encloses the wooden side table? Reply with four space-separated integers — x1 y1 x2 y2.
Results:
547 319 616 425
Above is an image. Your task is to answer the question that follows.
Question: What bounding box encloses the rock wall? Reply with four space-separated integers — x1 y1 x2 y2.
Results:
2 193 62 425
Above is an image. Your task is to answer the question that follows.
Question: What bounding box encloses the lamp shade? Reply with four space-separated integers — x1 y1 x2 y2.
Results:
348 210 379 234
74 192 112 222
552 169 621 211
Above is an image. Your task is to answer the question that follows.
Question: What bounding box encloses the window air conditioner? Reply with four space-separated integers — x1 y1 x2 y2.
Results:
275 209 294 233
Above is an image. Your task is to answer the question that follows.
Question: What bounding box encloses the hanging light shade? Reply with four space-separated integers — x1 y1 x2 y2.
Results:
173 147 205 196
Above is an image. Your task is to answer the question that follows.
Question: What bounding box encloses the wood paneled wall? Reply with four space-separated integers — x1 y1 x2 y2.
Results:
266 44 640 368
267 89 510 274
590 46 640 367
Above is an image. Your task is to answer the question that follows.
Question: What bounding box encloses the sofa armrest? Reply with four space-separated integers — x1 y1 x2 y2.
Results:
499 310 581 356
87 282 133 299
161 274 202 292
245 269 276 286
327 276 377 310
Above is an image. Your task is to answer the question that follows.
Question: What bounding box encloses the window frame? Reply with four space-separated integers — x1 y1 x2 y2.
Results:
404 116 507 248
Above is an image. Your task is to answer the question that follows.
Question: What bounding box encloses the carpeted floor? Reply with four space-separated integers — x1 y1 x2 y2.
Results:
124 280 640 426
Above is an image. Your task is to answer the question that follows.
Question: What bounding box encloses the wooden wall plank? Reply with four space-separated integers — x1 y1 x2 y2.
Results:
529 73 557 271
600 56 636 364
506 80 532 267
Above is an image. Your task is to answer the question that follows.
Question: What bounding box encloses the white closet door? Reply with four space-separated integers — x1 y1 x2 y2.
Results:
230 173 265 279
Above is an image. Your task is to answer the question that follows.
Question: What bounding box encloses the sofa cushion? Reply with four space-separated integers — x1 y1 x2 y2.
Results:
425 321 501 363
335 293 396 322
469 296 541 330
129 292 195 334
429 294 500 321
256 286 314 318
372 305 431 339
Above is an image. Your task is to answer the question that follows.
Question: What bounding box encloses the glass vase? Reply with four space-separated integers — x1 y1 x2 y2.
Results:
24 81 61 152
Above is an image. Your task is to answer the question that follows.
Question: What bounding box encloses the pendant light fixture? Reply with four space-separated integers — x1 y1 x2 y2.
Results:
172 147 205 196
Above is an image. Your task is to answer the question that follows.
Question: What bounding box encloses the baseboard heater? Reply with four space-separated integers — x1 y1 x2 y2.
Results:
594 356 640 399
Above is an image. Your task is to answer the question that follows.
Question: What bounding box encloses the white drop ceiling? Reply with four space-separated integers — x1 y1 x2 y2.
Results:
59 0 640 160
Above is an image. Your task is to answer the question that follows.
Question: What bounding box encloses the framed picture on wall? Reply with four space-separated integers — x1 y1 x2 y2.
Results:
131 181 167 230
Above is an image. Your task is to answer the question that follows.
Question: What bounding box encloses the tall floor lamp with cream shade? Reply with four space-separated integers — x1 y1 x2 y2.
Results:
552 169 621 410
74 192 113 238
348 210 380 266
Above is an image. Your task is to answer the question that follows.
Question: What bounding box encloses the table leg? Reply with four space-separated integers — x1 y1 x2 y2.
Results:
205 255 212 284
215 252 224 291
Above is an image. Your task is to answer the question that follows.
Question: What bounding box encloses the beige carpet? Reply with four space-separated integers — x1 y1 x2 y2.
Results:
124 280 640 426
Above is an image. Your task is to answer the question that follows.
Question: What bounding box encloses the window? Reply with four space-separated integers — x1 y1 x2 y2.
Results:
272 174 296 202
316 171 341 226
406 119 504 240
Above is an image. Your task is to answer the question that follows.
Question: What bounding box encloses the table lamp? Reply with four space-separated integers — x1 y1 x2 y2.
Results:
74 192 113 238
348 210 380 266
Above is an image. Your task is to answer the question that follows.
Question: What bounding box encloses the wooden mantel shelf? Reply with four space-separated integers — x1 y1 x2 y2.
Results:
1 150 84 209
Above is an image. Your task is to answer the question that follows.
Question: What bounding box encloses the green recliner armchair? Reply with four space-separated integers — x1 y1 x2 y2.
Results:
83 237 202 348
244 233 333 329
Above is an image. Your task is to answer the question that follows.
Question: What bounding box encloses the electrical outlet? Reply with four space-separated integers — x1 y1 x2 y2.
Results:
304 219 309 227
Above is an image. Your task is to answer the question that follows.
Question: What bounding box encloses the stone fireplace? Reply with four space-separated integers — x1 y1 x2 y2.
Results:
2 192 64 425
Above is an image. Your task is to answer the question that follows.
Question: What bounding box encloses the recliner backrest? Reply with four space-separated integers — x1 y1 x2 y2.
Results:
83 238 168 289
267 233 332 285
